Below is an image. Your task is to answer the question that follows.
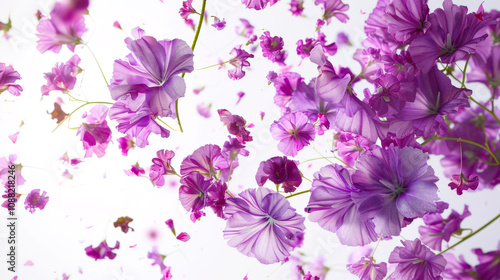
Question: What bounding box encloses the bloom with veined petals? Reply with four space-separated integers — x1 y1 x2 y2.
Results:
0 63 23 96
76 105 112 158
180 144 229 179
347 257 387 280
41 54 81 96
228 45 254 80
24 189 49 213
223 187 305 264
270 112 316 157
150 149 176 187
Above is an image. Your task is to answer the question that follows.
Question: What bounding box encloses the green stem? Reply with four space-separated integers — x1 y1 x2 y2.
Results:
439 213 500 255
175 0 207 133
285 190 310 199
301 174 312 183
469 96 500 127
52 101 113 133
155 117 180 132
85 44 109 86
422 136 499 165
461 54 471 89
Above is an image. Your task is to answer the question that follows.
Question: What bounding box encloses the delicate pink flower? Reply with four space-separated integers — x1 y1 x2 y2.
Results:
24 189 49 213
179 0 197 20
124 163 145 177
176 232 190 242
85 241 120 260
150 150 176 187
76 105 112 158
8 132 19 144
148 246 166 272
0 63 23 96
160 267 173 280
314 0 349 24
117 135 135 156
228 45 254 80
270 112 316 157
289 0 304 16
113 21 122 29
197 103 211 118
448 173 479 195
212 17 226 30
41 54 81 96
347 257 387 280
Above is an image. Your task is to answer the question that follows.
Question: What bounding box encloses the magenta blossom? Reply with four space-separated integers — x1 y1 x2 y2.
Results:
472 242 500 280
347 257 387 280
260 31 287 66
176 232 190 242
41 54 81 95
442 254 477 280
0 155 25 186
448 173 479 195
180 144 229 179
24 189 49 213
85 240 120 261
228 45 254 80
149 149 176 187
333 132 373 167
388 239 447 280
270 112 316 157
241 0 278 10
36 2 87 53
289 0 304 16
179 0 197 20
0 63 22 96
161 267 173 280
124 163 145 177
272 71 304 108
383 0 430 44
179 172 227 218
109 29 194 118
212 17 226 30
117 135 135 156
148 246 166 272
314 0 349 24
223 188 305 264
218 109 253 143
255 156 302 193
76 105 112 158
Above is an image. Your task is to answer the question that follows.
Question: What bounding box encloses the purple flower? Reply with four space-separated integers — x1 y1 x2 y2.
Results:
179 0 197 20
218 109 253 143
255 156 302 193
0 63 22 96
289 0 304 16
41 54 81 95
442 254 477 280
388 239 447 280
117 135 135 156
150 149 176 187
85 241 120 261
383 0 430 44
223 136 249 161
197 103 211 118
391 66 471 139
241 0 278 10
147 246 166 272
0 155 25 186
314 0 349 24
228 45 254 80
408 0 490 73
448 173 479 195
296 32 337 59
161 267 173 280
473 242 500 280
306 164 378 246
109 28 194 118
347 257 387 280
333 132 373 167
76 105 112 158
270 112 316 157
212 17 226 30
24 189 49 213
419 205 471 251
260 31 287 66
223 187 305 264
180 144 229 179
35 2 87 53
236 19 254 39
109 100 170 148
124 163 145 177
271 72 303 108
336 32 350 47
352 145 439 237
179 173 212 213
468 44 500 92
367 73 417 118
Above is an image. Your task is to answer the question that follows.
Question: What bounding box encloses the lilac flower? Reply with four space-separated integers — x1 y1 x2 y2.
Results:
41 54 81 95
76 105 112 158
147 246 166 272
184 18 195 30
347 257 387 280
383 0 430 44
289 0 304 16
408 0 490 73
179 173 212 213
24 189 49 213
255 156 302 193
223 188 305 264
36 2 87 53
352 145 439 237
473 242 500 280
179 0 197 20
85 240 120 260
306 164 378 246
228 45 254 80
241 0 278 10
296 32 337 59
333 132 372 167
260 31 287 66
124 163 145 177
113 216 134 233
448 173 479 195
113 21 122 29
270 112 316 157
212 17 226 31
392 66 471 139
468 44 500 92
272 72 304 107
367 73 417 118
236 19 254 39
336 32 350 47
388 239 447 280
314 0 349 24
218 109 253 143
197 103 211 118
442 254 477 280
0 63 22 96
117 135 135 156
109 100 169 148
223 136 249 161
419 205 471 251
180 144 229 179
150 149 176 187
109 29 194 118
161 267 173 280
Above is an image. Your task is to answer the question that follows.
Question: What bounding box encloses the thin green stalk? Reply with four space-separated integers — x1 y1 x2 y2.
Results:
469 96 500 127
85 44 109 86
422 136 499 165
285 190 310 199
52 101 113 133
461 54 471 89
439 213 500 255
175 0 207 133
